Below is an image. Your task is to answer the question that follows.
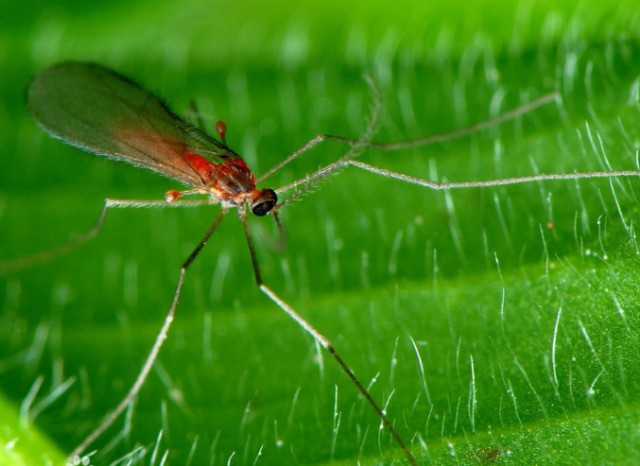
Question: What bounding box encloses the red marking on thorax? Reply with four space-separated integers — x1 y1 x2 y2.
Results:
186 153 215 176
216 159 254 181
186 152 256 195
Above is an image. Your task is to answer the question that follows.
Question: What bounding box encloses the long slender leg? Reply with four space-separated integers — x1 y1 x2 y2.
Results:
347 160 640 189
272 77 382 211
238 210 418 466
68 209 228 459
269 89 565 209
274 158 640 210
0 198 216 276
257 91 559 184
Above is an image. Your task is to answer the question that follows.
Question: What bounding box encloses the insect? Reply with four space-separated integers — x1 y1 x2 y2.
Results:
5 61 639 464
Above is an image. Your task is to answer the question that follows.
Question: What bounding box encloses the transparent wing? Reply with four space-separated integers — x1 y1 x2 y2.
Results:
28 62 241 188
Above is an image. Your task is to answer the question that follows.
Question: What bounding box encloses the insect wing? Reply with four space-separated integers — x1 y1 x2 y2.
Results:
28 62 235 187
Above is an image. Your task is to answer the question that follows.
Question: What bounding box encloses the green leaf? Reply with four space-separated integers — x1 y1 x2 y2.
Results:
1 0 640 465
0 391 67 465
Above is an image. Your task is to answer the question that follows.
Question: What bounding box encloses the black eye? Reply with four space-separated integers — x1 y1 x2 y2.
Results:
251 189 277 216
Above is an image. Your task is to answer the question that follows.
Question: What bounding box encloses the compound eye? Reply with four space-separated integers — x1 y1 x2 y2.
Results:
251 189 278 216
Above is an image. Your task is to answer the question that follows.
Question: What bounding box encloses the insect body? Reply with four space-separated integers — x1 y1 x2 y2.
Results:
13 61 637 465
28 62 277 216
25 61 421 464
164 149 278 215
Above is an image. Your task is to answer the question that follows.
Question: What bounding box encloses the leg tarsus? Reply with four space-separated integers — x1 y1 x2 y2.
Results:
239 207 417 465
68 210 227 459
258 283 418 466
348 159 640 190
0 200 110 276
68 267 184 459
0 198 217 276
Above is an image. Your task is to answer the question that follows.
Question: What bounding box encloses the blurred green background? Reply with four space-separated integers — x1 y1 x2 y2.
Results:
2 0 640 465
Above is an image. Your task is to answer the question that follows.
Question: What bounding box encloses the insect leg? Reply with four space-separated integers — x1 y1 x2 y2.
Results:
257 91 559 184
257 73 382 184
273 154 640 211
360 91 559 150
272 77 382 210
69 208 228 459
0 198 216 276
238 209 418 466
347 160 640 190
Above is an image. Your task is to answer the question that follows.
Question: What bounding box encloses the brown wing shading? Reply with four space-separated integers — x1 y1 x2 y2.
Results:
28 62 241 188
